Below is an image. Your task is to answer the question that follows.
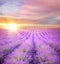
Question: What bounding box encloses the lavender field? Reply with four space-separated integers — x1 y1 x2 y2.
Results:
0 28 60 64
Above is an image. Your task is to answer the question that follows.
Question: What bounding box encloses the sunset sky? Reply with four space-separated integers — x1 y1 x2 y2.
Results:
0 0 60 24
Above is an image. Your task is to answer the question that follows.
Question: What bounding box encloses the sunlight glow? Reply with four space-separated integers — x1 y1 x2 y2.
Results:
6 23 18 31
0 22 20 33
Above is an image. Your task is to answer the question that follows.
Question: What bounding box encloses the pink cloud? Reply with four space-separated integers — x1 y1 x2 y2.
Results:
19 5 49 20
27 0 60 12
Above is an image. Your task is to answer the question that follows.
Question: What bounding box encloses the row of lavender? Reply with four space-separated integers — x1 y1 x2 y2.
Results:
35 29 60 64
0 28 60 64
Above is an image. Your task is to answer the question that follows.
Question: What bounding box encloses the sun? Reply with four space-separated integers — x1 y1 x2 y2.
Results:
5 23 18 32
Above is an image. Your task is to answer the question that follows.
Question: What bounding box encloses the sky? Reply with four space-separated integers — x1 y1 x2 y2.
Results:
0 0 60 24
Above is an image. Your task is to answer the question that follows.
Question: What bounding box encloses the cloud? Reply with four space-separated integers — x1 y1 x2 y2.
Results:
0 0 22 16
0 4 48 20
0 0 60 24
27 0 60 11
